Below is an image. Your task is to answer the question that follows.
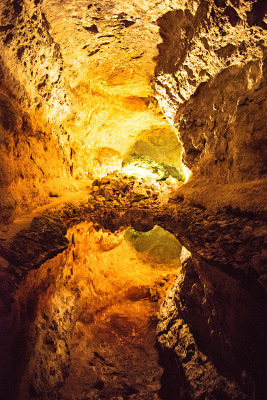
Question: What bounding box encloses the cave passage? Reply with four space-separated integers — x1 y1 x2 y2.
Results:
0 1 266 400
13 221 185 400
121 126 187 182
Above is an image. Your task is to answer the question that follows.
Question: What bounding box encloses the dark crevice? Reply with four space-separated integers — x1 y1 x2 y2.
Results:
157 345 191 400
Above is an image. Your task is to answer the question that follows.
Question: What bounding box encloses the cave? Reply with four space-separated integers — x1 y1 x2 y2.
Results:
0 1 266 400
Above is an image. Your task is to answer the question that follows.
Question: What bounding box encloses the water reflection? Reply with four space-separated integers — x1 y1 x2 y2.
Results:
125 226 182 265
15 222 183 400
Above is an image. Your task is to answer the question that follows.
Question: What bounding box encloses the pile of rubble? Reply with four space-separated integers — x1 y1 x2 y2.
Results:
90 172 182 209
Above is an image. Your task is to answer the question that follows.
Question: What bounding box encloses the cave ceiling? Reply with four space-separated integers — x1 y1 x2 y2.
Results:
0 0 191 179
0 0 266 219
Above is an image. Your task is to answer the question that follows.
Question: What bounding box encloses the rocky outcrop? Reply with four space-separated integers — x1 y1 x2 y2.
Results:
153 3 266 397
0 91 68 223
0 0 73 223
155 0 267 211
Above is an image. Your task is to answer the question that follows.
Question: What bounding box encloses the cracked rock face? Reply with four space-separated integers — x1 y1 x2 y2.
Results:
0 174 266 399
155 0 267 211
157 255 266 400
6 221 179 400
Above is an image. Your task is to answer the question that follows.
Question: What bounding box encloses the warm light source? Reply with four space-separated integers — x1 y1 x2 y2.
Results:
122 164 160 180
47 88 71 122
122 154 185 181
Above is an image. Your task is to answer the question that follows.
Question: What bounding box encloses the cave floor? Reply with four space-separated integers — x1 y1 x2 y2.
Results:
1 172 265 287
0 179 93 244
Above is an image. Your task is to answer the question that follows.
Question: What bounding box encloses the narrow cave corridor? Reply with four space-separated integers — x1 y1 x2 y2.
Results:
0 1 266 400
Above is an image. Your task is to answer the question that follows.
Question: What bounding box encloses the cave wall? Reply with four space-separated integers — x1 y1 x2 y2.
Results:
0 0 187 223
0 1 266 399
155 0 267 212
0 0 73 223
3 221 177 400
154 2 267 398
0 89 68 222
0 177 266 400
0 0 266 219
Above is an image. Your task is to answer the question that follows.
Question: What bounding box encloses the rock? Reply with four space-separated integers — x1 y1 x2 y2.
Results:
96 195 105 202
131 187 148 202
100 177 110 185
49 191 59 197
0 1 265 399
155 1 266 213
253 226 267 237
130 211 154 232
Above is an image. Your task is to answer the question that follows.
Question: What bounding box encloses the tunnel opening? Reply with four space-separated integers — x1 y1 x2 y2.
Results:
121 126 187 183
88 122 189 197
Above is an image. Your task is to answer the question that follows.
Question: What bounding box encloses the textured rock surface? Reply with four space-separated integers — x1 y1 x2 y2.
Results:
0 176 266 399
153 3 267 397
0 0 266 399
155 0 267 211
0 0 266 218
0 0 76 222
3 221 179 400
0 0 185 223
158 256 266 399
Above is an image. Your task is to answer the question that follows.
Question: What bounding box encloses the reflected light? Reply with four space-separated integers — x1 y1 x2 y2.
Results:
122 164 160 180
182 163 192 182
180 246 191 263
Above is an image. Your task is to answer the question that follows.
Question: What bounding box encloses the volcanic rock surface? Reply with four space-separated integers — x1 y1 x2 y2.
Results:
0 174 266 399
155 0 267 211
0 0 186 223
0 1 266 400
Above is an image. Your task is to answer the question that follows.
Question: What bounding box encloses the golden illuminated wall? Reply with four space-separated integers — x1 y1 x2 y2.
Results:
0 0 190 224
15 222 180 398
0 0 187 221
1 0 265 221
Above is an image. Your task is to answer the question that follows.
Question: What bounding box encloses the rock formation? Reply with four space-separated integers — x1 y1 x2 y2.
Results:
155 0 267 212
0 1 266 399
